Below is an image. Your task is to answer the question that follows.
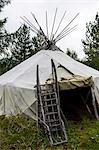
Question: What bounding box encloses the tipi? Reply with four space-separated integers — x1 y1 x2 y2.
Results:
0 11 99 120
0 49 99 119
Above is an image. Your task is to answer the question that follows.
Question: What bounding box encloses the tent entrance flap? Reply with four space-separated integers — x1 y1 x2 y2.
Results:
60 86 99 121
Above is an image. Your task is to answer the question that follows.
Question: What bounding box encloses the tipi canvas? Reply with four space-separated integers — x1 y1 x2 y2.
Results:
0 50 99 119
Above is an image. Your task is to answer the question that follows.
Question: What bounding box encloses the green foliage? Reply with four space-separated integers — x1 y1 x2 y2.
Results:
82 13 99 70
0 18 7 29
0 115 99 150
0 57 17 74
32 30 47 52
66 48 79 61
11 24 34 64
0 0 11 55
0 0 11 75
67 119 99 149
0 115 49 150
0 24 35 74
0 0 10 12
0 0 10 31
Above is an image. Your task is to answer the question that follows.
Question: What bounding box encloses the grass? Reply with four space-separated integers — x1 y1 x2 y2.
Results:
0 115 99 150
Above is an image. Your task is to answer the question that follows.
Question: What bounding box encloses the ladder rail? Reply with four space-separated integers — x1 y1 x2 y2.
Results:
51 59 62 121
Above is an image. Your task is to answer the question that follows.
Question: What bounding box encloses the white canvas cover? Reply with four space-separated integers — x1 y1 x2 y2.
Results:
0 50 99 120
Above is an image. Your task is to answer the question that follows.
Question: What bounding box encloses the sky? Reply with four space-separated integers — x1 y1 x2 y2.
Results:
1 0 99 59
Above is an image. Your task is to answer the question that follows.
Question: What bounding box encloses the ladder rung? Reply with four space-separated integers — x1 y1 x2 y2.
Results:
41 92 56 96
45 112 58 116
39 83 55 87
46 119 60 123
52 140 67 146
43 104 58 108
43 98 56 101
41 90 55 94
41 88 55 93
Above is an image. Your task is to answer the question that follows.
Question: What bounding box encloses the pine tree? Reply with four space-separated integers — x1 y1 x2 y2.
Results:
82 13 99 70
0 0 10 55
0 0 11 74
11 24 34 64
32 28 48 53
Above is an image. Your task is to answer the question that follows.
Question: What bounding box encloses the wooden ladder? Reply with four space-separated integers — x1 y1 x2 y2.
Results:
36 59 67 146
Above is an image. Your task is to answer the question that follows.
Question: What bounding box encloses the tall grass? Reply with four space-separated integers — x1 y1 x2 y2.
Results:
0 115 99 150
